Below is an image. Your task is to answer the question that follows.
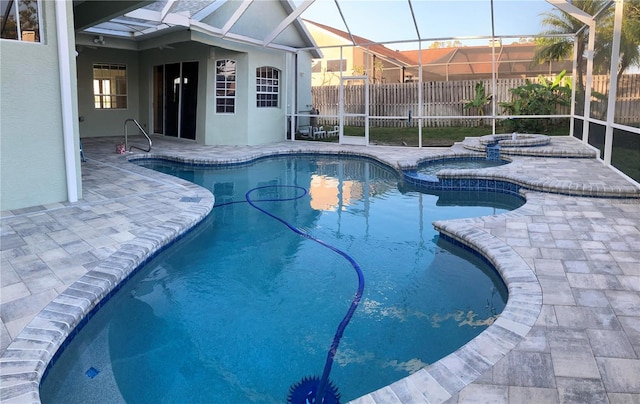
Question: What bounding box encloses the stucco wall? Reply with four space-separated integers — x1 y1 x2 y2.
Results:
248 51 287 145
207 49 249 146
0 0 79 211
76 47 140 138
138 40 210 144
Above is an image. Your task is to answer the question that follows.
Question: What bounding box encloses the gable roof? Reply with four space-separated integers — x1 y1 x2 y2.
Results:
400 43 573 79
304 19 416 68
74 0 321 57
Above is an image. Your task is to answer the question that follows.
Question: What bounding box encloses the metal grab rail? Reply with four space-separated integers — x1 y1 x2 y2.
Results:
124 119 152 152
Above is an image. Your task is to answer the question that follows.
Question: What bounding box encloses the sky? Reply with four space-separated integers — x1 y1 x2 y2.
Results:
297 0 560 49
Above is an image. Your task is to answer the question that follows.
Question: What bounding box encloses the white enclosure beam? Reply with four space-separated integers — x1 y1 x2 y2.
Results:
190 21 300 53
604 0 624 165
85 26 137 37
160 0 176 21
111 17 158 29
263 0 314 46
546 0 594 24
124 8 162 22
582 23 597 144
221 0 253 35
162 12 190 27
192 0 228 21
569 35 578 137
407 0 421 42
333 0 356 45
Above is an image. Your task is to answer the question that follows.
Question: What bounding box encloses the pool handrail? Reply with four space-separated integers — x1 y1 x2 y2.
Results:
124 118 152 152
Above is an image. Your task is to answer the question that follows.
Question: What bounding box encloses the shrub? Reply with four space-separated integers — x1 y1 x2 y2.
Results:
499 70 571 132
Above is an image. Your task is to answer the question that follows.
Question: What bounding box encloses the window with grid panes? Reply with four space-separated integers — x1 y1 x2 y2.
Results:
216 59 236 113
256 66 279 108
93 64 127 109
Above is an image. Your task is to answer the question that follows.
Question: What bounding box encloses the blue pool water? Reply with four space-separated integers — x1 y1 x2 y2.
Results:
40 156 523 403
418 158 508 176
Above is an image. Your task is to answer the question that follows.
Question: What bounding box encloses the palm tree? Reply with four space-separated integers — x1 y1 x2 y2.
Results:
533 0 608 102
597 0 640 83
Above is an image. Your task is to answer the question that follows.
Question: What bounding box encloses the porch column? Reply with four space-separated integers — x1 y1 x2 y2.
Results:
55 0 79 203
603 0 624 165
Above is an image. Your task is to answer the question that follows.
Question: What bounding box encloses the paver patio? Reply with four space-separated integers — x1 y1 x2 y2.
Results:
1 135 639 403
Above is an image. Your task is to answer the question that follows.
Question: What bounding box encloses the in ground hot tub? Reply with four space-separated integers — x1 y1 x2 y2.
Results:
416 157 509 177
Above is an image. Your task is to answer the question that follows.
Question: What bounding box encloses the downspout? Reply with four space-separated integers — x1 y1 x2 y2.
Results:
55 0 79 202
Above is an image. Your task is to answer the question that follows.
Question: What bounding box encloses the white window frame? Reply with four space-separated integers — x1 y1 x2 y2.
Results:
216 59 236 114
93 63 128 109
256 66 279 108
0 0 43 43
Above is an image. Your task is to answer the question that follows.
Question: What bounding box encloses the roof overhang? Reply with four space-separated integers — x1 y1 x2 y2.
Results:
74 0 322 58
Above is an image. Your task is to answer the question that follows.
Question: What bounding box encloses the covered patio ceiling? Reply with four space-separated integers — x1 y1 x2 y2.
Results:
73 0 603 53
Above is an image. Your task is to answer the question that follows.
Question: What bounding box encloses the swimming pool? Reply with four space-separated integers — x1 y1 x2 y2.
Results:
417 157 509 177
40 156 523 403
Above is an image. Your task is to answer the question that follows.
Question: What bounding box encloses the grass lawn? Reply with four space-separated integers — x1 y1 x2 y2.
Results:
341 124 571 147
301 123 639 182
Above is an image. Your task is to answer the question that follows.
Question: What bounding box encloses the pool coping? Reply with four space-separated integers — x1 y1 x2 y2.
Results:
350 204 543 403
1 136 639 403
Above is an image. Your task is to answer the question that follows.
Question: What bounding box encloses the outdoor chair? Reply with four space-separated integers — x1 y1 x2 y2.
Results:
311 126 326 139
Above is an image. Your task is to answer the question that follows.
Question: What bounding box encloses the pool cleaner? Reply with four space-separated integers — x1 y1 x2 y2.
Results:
244 185 365 404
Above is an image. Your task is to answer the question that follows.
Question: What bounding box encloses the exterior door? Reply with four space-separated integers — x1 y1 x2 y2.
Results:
153 62 198 140
339 75 369 145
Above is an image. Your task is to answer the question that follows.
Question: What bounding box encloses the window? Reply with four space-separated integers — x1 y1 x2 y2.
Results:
311 60 322 73
326 59 346 72
1 0 41 42
93 64 127 109
256 66 279 108
216 59 236 113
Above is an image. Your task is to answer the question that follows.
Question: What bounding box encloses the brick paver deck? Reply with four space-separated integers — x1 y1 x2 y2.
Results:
1 135 638 403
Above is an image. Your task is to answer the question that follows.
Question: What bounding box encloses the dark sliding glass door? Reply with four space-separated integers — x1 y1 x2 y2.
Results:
180 62 198 140
153 61 198 140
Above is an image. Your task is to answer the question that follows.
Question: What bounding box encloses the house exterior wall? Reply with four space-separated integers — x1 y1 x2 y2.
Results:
247 50 288 145
77 35 314 148
202 45 292 147
138 40 210 144
306 23 353 87
0 1 317 211
207 49 250 146
77 47 141 138
311 45 354 86
0 0 80 211
296 51 314 114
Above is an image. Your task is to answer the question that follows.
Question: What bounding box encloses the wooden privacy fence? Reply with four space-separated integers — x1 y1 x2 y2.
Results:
311 75 640 127
590 74 640 124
